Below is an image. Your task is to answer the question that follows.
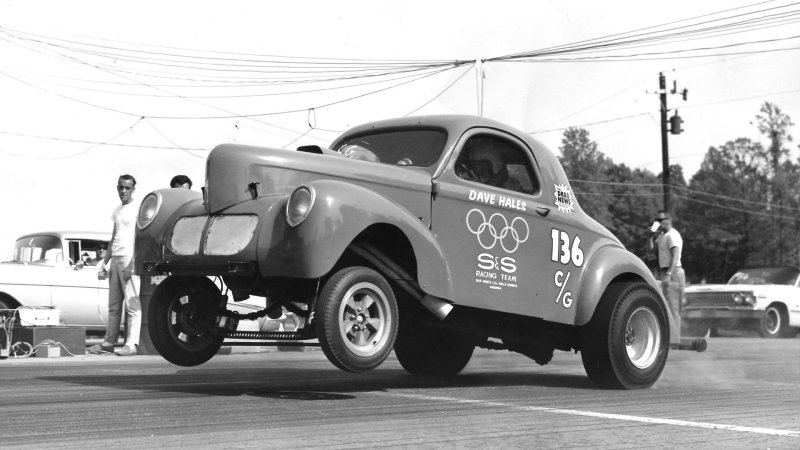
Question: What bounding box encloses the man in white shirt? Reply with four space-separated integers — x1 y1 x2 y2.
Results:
649 211 685 334
88 174 141 356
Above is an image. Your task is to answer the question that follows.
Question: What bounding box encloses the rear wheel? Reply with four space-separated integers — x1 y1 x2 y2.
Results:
581 282 669 389
759 304 795 338
148 276 224 366
394 325 474 376
315 267 398 373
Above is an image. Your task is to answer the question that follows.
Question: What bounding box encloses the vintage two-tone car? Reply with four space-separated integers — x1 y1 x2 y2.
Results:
136 115 680 389
0 231 111 332
0 231 289 339
683 267 800 338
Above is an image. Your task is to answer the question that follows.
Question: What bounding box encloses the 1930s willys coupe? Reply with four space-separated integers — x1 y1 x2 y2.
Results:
136 115 679 389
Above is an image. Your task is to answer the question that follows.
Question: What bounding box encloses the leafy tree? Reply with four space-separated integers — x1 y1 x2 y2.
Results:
678 138 768 282
755 102 795 265
679 102 798 282
558 127 615 228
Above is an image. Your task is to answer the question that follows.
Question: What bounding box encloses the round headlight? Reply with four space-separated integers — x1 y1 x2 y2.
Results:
744 293 756 305
286 186 315 227
732 293 744 305
137 193 162 229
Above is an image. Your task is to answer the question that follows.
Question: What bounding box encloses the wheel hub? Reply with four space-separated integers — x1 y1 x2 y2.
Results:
625 326 635 346
625 306 661 370
338 282 391 357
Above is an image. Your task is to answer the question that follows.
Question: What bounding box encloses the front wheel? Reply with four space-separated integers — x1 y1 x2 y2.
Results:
580 282 669 389
148 276 224 366
315 267 398 373
759 304 795 338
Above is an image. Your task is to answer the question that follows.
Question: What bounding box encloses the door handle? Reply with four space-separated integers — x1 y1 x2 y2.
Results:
536 207 550 217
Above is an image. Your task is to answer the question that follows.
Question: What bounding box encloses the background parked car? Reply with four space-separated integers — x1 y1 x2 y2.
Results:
683 267 800 338
0 231 110 333
0 231 294 338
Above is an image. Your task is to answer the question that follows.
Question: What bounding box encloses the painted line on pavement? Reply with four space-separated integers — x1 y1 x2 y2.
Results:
372 391 800 438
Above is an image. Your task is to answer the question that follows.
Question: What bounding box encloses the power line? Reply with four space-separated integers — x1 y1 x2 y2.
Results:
490 2 800 62
529 112 653 134
0 128 206 152
674 192 800 221
571 178 800 212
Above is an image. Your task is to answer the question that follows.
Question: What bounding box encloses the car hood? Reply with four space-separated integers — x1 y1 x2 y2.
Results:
685 283 791 294
205 144 433 214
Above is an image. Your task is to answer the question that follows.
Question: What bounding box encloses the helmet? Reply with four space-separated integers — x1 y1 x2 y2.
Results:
469 147 503 175
467 146 508 186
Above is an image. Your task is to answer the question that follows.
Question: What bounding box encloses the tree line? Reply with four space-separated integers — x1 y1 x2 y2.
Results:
557 102 798 284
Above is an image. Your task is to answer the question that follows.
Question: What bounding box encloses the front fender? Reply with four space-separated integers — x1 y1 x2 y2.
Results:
135 188 204 274
258 179 453 300
575 245 678 344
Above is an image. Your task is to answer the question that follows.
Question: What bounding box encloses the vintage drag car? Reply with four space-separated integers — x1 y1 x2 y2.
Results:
683 267 800 338
136 115 679 389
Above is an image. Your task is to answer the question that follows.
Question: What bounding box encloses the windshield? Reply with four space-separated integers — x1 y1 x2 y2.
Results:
13 235 63 266
334 128 447 167
727 268 800 286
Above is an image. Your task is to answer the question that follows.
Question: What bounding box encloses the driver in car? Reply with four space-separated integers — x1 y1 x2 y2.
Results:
460 141 523 192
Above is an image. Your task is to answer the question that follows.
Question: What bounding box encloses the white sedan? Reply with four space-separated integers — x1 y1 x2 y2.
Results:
0 231 296 336
683 267 800 338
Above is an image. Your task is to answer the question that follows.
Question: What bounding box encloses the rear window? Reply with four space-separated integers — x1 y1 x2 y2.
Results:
14 235 62 265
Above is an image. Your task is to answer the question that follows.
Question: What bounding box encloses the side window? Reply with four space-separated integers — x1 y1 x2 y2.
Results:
454 135 539 194
68 241 81 266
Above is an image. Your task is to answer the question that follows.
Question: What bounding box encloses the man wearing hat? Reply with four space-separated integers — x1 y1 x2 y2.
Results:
649 211 685 332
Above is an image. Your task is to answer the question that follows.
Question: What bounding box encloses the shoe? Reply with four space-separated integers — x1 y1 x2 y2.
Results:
116 346 137 356
87 343 114 354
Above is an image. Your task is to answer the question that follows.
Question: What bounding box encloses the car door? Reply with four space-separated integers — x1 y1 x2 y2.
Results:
50 239 108 327
430 130 580 323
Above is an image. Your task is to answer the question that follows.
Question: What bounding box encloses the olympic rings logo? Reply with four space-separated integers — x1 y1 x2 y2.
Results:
465 208 530 253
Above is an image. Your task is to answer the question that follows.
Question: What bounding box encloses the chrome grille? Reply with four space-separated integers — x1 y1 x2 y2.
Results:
685 291 735 307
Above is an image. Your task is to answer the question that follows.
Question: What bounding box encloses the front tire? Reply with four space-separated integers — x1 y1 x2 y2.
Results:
394 325 474 376
759 304 795 338
316 267 398 372
580 282 669 389
148 276 224 366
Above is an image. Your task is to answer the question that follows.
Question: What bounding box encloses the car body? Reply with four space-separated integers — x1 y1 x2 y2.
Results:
137 114 678 389
0 231 289 337
683 267 800 338
0 231 111 332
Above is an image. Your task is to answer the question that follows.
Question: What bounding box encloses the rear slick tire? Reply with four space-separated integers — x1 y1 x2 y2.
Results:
394 326 474 376
580 282 669 389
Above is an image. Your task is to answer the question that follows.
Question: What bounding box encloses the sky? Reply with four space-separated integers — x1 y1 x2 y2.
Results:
1 0 798 257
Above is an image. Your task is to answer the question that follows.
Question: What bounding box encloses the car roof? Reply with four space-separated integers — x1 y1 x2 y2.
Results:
332 114 545 148
330 114 563 179
16 231 111 242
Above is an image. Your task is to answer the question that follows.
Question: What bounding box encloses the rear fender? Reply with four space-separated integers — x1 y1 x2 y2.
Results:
575 245 679 344
258 179 453 300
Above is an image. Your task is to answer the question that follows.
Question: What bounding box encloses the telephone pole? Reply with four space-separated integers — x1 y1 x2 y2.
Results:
658 72 686 213
659 72 670 213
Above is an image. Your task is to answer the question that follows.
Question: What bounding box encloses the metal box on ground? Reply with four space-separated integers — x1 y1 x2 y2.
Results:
17 308 61 327
11 326 86 357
